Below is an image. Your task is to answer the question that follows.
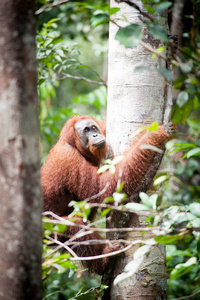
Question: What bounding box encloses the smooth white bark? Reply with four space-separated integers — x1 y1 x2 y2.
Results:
106 1 170 299
107 1 168 154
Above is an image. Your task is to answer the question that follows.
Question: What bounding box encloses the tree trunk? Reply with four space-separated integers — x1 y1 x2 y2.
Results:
0 1 42 299
170 0 186 101
104 1 170 299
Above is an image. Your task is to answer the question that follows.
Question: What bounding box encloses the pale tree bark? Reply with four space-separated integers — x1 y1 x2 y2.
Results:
103 1 171 299
0 1 42 300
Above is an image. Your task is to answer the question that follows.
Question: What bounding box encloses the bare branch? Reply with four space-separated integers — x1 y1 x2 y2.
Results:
44 236 155 261
43 212 200 236
80 182 110 202
70 238 156 261
35 0 73 15
47 236 78 258
57 62 107 87
171 289 200 300
140 41 167 60
57 73 106 86
42 214 160 233
117 0 154 22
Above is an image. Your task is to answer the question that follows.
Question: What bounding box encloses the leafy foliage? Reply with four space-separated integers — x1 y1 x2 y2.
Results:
116 24 143 48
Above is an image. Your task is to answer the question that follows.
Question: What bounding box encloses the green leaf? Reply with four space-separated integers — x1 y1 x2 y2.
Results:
103 197 114 204
97 165 109 174
104 158 112 164
172 142 196 149
113 192 127 203
108 7 120 15
189 203 200 217
139 192 150 208
173 100 193 123
170 176 183 186
139 193 158 209
187 147 200 158
156 2 172 12
176 91 189 107
187 118 200 132
143 5 155 14
112 155 124 165
91 13 108 28
194 96 200 109
154 175 168 186
149 194 158 209
147 23 168 43
173 212 196 224
45 18 60 28
157 67 174 82
54 224 67 233
146 122 159 131
109 164 116 174
188 217 200 228
101 208 112 216
139 192 158 209
166 245 177 257
140 144 163 154
157 46 166 53
166 245 193 258
43 218 54 231
125 202 149 211
116 182 125 193
169 142 196 156
170 257 197 280
152 53 157 59
155 235 183 244
179 60 193 73
115 24 143 48
164 206 179 218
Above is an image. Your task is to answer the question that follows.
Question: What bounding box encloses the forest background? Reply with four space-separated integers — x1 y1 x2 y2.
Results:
36 0 200 299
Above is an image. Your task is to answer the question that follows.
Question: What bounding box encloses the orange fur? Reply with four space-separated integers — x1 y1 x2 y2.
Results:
41 116 170 274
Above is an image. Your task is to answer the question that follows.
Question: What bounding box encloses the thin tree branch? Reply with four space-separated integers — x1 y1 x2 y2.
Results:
57 63 107 87
83 182 110 202
35 0 73 15
47 235 78 258
43 212 200 235
70 238 156 261
117 0 154 21
171 289 200 300
57 73 106 86
42 214 160 233
140 40 167 60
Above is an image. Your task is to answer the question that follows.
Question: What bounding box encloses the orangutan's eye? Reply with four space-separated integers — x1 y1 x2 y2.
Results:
84 127 90 133
91 125 97 131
